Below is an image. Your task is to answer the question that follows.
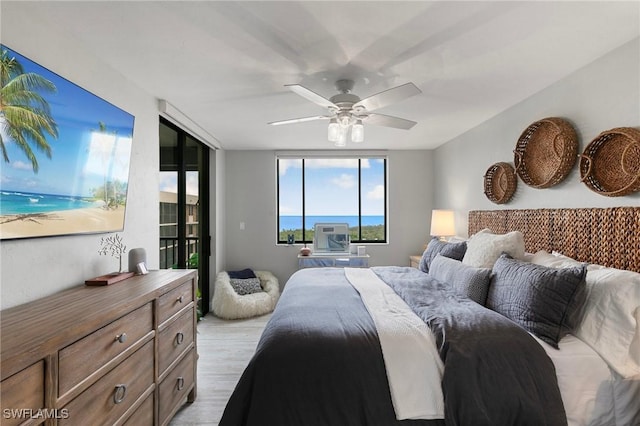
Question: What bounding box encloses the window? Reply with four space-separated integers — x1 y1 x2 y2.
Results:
277 156 387 244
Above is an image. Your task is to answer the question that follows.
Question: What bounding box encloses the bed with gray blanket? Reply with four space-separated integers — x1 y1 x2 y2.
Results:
219 207 640 426
219 266 566 426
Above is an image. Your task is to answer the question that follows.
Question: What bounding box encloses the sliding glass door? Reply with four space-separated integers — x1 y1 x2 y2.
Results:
159 117 211 314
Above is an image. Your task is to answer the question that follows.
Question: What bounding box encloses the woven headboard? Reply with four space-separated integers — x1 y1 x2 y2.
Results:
468 207 640 273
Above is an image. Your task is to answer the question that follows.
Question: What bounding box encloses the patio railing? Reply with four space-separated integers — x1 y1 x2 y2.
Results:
159 237 199 269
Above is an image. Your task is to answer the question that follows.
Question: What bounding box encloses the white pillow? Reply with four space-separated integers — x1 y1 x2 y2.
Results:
462 228 525 268
574 267 640 378
532 251 639 377
531 250 603 271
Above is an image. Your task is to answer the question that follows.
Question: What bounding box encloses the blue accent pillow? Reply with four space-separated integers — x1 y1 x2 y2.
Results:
486 254 587 348
419 237 467 273
228 268 257 279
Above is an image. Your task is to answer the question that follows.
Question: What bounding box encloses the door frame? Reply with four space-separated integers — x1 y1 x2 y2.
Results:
160 117 211 314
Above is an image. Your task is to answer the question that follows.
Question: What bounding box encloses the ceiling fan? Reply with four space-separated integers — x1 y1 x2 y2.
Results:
268 79 421 146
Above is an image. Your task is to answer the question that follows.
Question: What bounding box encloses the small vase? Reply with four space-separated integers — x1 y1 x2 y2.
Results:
299 247 311 256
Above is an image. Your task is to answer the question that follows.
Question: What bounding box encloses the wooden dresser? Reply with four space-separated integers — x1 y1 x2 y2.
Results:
0 269 197 426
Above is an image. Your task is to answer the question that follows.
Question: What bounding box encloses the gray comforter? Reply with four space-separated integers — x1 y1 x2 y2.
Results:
219 266 566 426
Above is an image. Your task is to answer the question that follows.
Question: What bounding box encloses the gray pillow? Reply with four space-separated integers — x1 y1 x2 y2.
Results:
429 254 492 305
230 277 263 295
487 254 587 348
419 237 467 273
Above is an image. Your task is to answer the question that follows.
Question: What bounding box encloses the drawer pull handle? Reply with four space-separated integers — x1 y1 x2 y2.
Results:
177 295 184 303
114 384 127 404
177 377 185 391
176 332 184 345
115 333 127 344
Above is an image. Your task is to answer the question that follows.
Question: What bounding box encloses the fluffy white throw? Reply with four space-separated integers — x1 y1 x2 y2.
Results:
344 268 444 420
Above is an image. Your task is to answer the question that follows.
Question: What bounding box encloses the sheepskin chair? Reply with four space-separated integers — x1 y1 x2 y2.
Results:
212 270 280 320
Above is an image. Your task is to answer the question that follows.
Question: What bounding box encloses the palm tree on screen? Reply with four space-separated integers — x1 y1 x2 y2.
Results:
0 47 58 173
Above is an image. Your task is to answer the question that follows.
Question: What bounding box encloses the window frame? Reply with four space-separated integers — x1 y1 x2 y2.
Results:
276 152 388 245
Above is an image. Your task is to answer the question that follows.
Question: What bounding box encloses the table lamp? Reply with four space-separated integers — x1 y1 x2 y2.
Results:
430 210 455 241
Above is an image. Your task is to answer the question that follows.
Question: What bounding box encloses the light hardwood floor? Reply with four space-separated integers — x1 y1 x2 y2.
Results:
170 313 271 425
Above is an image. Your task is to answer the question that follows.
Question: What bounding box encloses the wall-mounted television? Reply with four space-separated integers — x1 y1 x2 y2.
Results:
0 45 135 240
313 223 350 254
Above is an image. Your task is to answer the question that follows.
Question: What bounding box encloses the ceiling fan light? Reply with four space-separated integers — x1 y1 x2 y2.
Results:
334 126 347 147
328 119 339 142
351 120 364 143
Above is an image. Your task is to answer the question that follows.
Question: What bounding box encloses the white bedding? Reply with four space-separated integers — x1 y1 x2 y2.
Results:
535 334 640 426
344 267 444 420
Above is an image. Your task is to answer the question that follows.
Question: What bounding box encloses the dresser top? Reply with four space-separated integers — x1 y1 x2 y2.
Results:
1 269 196 379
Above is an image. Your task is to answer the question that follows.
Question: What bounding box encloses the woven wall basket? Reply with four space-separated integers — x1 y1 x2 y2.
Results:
513 117 578 188
484 162 517 204
580 127 640 197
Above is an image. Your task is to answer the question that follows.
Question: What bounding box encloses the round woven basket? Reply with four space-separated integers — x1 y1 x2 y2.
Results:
513 117 578 188
484 162 517 204
580 127 640 197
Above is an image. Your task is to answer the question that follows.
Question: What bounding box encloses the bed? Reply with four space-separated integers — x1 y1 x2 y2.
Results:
219 207 640 426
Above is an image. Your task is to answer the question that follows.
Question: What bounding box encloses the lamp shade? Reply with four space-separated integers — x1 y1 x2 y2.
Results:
430 210 455 237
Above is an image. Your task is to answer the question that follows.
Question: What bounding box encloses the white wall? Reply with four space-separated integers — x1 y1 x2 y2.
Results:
223 150 434 287
1 4 160 309
433 38 640 236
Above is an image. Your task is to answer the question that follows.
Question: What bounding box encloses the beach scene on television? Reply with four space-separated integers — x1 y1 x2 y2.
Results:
0 45 135 240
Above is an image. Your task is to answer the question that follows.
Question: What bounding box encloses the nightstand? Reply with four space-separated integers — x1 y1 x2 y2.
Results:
410 255 421 268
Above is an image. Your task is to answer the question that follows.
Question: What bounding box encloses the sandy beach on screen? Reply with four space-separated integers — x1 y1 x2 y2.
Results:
0 207 125 239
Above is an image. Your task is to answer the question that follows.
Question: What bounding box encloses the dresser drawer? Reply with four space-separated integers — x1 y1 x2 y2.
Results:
122 392 153 426
60 340 154 426
0 361 45 426
58 303 153 397
158 349 195 425
158 280 193 324
158 308 194 376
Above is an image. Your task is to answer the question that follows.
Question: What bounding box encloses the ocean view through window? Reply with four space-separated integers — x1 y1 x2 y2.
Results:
277 156 387 244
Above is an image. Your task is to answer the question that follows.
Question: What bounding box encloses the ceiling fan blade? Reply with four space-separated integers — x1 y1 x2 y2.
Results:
286 84 338 109
268 115 331 126
365 113 417 130
354 82 421 112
